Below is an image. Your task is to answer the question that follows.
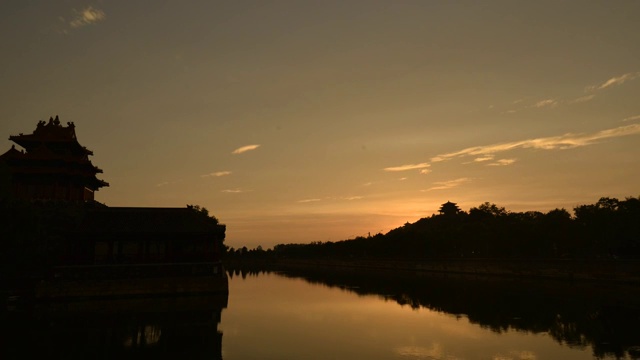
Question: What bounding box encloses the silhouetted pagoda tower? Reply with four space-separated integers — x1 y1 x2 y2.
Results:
0 115 108 201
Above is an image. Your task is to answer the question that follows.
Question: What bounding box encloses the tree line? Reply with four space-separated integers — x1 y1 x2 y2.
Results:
226 196 640 260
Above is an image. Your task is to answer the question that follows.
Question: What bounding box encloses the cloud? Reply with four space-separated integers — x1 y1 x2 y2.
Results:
423 178 471 191
383 132 578 172
431 123 640 162
473 155 494 162
202 171 231 177
398 177 407 181
501 72 636 116
232 144 261 154
383 163 430 172
623 115 640 122
156 180 181 187
222 189 247 193
298 196 362 203
534 99 557 108
69 6 106 28
362 182 373 186
570 94 596 103
298 198 321 203
586 72 640 91
487 159 517 166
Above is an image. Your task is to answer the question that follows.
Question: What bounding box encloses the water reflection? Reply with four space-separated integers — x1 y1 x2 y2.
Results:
5 267 640 359
3 295 227 359
229 266 640 359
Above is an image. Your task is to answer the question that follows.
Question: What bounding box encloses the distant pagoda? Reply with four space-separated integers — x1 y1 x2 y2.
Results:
0 115 108 201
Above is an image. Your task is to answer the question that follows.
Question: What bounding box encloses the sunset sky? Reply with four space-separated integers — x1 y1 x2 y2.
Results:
1 1 639 249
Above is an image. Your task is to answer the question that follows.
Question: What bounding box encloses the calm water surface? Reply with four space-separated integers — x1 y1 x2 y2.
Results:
3 269 640 359
221 270 631 360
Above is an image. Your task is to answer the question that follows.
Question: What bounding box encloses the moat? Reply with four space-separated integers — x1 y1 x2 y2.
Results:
4 268 640 359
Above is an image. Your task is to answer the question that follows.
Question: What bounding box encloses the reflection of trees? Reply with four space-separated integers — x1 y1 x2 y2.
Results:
3 295 227 359
255 266 640 359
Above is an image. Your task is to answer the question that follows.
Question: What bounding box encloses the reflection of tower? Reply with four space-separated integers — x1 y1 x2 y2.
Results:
0 116 108 201
4 294 228 359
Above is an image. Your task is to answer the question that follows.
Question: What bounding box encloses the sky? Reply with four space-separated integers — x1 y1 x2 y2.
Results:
1 1 639 249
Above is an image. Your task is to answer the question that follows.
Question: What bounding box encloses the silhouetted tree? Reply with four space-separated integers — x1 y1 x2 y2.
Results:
469 202 508 219
187 204 219 224
236 196 640 261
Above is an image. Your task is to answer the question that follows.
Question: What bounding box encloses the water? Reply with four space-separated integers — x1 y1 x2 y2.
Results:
222 268 640 359
3 268 640 359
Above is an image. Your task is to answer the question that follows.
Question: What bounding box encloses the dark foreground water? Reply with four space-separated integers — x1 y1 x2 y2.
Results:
4 268 640 359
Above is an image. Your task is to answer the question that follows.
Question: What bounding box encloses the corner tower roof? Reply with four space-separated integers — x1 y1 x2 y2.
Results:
3 116 109 194
9 115 93 155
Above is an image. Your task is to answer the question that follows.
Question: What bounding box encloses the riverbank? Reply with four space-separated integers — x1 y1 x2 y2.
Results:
1 262 229 301
224 257 640 284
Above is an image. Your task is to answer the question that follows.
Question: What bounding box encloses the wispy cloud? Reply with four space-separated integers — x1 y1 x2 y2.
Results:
586 72 640 91
344 196 363 200
298 195 363 203
232 144 260 154
222 189 248 193
156 180 181 187
534 99 558 108
487 159 517 166
570 94 596 104
623 115 640 122
362 182 373 186
473 155 494 162
68 6 106 28
202 171 232 178
298 198 321 203
431 123 640 162
389 124 639 173
383 163 430 172
499 72 636 116
423 178 471 191
398 177 407 181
